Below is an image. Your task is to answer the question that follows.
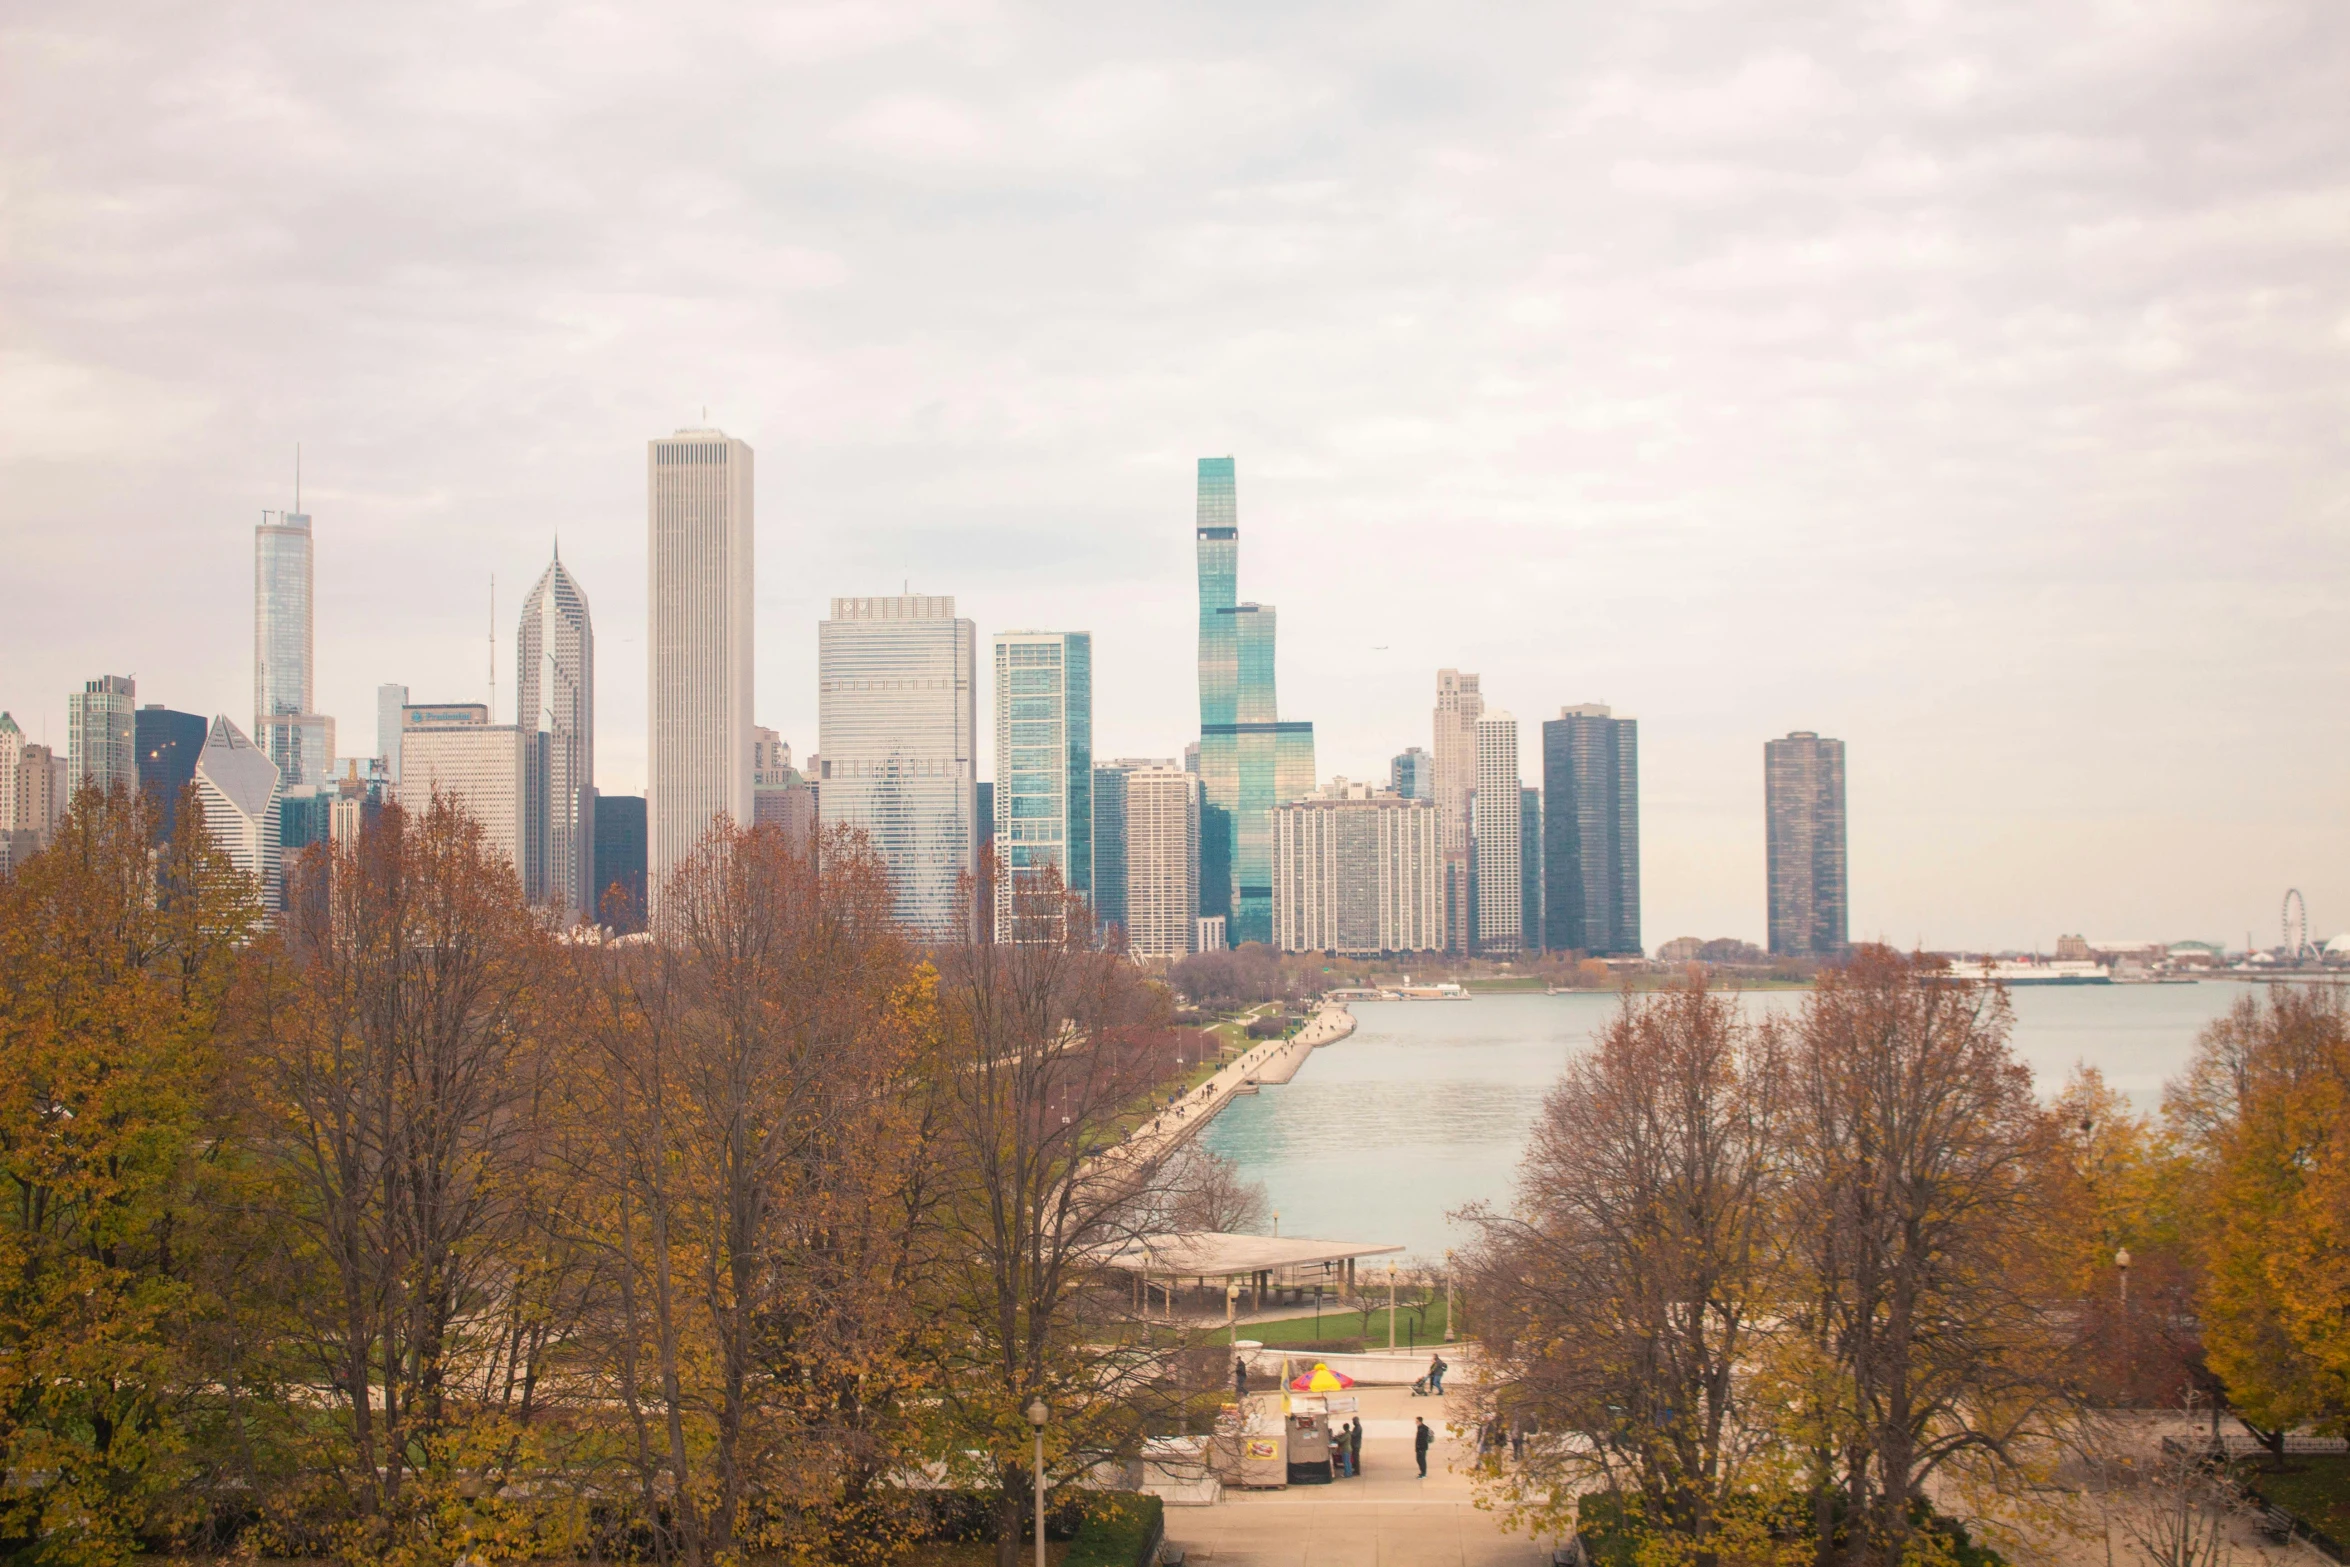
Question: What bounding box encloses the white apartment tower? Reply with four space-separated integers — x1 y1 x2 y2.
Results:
647 429 754 920
517 551 595 921
1121 765 1200 959
1432 669 1483 953
69 674 137 796
194 715 283 912
818 595 977 940
1270 779 1443 954
1472 711 1523 954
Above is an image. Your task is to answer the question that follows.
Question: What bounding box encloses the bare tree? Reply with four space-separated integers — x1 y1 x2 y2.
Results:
2083 1409 2244 1567
238 793 552 1527
1460 979 1784 1562
1162 1145 1269 1234
1786 946 2075 1567
931 857 1183 1567
568 818 928 1565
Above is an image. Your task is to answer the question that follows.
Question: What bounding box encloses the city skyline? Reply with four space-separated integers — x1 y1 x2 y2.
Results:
3 443 2334 953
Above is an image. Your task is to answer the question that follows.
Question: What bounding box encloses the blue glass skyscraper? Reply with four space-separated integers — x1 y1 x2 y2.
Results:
1194 457 1313 946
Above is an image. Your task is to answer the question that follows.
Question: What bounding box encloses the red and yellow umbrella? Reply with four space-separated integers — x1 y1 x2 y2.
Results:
1288 1362 1355 1392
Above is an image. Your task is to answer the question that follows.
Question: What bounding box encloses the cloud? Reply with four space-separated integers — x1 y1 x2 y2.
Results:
1 0 2346 949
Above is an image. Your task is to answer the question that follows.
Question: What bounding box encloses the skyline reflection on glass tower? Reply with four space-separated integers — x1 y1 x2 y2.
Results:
1193 456 1313 946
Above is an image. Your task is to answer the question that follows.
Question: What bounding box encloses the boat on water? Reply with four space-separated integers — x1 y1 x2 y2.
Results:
1385 982 1470 1000
1970 960 2111 987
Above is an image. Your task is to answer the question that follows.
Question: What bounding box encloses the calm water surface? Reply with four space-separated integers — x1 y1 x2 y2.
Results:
1198 982 2249 1261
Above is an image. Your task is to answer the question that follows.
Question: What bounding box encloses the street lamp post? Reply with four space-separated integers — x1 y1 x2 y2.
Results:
1025 1397 1049 1567
1387 1261 1397 1352
1226 1281 1239 1352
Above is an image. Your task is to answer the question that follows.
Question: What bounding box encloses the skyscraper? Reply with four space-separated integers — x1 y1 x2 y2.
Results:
1 720 66 873
1121 765 1201 959
1520 785 1543 954
136 705 207 842
818 595 978 940
69 674 137 796
1472 711 1522 955
1432 670 1483 953
648 428 754 921
593 794 647 931
992 630 1092 940
255 504 312 735
1766 731 1848 958
401 703 527 888
1091 764 1131 937
1390 746 1432 800
1542 705 1642 956
751 728 815 848
1194 457 1313 946
1270 780 1443 955
377 683 409 782
0 714 32 872
255 491 336 788
1090 757 1167 941
194 715 282 912
517 550 595 920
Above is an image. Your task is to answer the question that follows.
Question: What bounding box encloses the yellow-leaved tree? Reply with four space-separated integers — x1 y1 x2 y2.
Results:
0 782 253 1565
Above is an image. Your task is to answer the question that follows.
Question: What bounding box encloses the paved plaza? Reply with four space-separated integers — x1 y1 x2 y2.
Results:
1164 1386 1557 1567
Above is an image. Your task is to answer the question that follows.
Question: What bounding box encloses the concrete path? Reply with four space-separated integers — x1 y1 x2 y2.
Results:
1166 1385 1555 1567
1110 1005 1354 1169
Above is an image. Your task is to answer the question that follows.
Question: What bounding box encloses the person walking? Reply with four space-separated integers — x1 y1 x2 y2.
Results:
1414 1416 1434 1477
1428 1353 1448 1394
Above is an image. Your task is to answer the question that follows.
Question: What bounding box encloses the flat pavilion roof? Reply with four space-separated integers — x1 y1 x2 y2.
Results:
1109 1232 1406 1278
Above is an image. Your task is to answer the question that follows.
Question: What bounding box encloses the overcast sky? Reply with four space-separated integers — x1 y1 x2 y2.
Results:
5 0 2346 951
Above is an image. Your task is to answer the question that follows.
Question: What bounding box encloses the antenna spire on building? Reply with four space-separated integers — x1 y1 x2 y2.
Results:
295 442 301 512
489 575 497 715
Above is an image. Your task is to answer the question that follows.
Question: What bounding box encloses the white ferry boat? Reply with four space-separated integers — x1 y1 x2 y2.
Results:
1971 960 2111 986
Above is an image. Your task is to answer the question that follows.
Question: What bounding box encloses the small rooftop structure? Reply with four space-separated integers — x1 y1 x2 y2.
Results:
1109 1231 1405 1280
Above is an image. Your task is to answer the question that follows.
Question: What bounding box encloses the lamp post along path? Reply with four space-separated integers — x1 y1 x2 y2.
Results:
1025 1397 1049 1567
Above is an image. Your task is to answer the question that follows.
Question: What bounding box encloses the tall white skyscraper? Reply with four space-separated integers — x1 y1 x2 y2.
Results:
517 551 595 921
194 715 283 912
1472 710 1522 955
68 674 137 796
1122 764 1201 959
1433 669 1483 954
648 429 754 919
256 506 312 729
818 595 977 940
253 491 338 786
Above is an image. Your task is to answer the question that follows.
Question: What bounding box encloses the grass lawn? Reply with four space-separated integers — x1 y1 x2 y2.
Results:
1239 1298 1453 1351
2240 1455 2350 1543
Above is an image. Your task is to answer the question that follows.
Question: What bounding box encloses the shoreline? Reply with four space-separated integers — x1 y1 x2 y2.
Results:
1112 1003 1357 1167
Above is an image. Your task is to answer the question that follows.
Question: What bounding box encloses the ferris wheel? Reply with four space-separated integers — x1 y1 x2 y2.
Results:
2283 888 2310 960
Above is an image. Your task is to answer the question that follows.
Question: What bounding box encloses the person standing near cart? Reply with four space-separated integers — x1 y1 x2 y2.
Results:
1233 1356 1248 1404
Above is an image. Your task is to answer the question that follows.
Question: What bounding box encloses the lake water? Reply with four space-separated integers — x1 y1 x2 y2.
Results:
1197 982 2250 1262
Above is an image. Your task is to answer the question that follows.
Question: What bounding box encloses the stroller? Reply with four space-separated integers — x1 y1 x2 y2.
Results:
1410 1373 1434 1397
